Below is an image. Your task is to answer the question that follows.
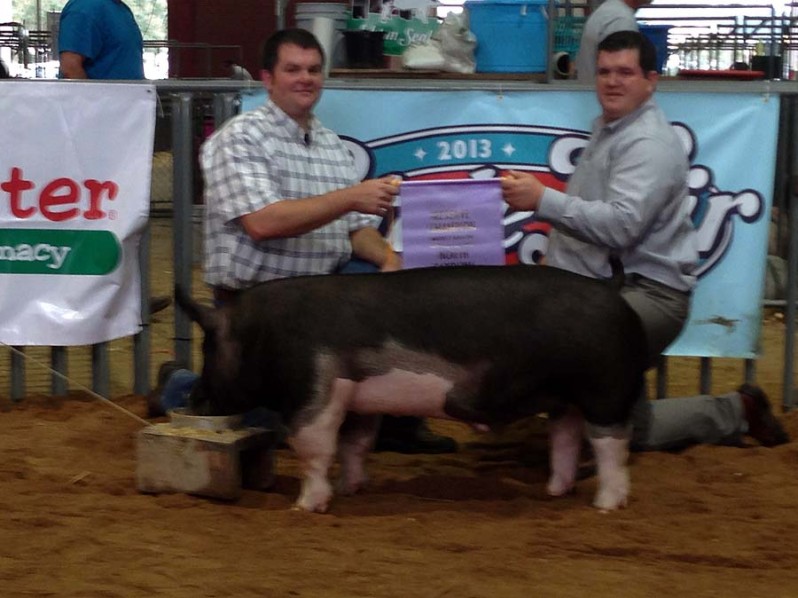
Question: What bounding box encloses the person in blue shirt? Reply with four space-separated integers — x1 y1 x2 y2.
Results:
58 0 144 80
58 0 172 316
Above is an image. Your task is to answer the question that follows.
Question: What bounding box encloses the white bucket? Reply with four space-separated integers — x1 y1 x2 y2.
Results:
295 2 349 69
311 16 337 76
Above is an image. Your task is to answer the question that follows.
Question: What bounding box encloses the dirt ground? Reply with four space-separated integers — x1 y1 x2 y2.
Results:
2 219 798 597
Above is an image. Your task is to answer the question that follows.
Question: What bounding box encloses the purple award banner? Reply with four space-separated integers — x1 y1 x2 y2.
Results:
400 179 505 269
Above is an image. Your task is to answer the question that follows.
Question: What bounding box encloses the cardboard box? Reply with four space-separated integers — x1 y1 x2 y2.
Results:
136 423 275 500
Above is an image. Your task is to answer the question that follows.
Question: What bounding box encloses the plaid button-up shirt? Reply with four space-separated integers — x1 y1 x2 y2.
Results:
199 99 379 290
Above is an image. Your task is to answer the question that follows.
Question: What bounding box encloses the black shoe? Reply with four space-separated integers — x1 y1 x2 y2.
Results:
374 416 458 454
738 384 789 447
149 295 172 316
146 360 185 418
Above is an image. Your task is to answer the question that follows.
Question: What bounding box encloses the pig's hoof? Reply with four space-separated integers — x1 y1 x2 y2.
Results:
337 475 368 496
592 489 628 511
546 475 575 497
292 499 330 513
592 467 629 511
294 490 332 513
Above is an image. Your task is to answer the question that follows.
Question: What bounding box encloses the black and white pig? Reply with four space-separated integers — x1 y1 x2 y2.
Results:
176 263 648 513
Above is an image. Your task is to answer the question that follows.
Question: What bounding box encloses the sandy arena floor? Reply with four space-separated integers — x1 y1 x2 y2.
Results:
1 218 797 597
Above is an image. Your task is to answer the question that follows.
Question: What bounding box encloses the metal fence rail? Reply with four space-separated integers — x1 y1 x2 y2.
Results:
3 78 796 411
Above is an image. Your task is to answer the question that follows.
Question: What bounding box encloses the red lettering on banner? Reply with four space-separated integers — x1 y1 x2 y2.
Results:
83 180 118 219
2 167 36 218
1 167 118 222
41 178 80 222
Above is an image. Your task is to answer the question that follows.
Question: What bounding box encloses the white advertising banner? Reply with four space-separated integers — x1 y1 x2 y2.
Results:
244 88 779 358
0 81 155 345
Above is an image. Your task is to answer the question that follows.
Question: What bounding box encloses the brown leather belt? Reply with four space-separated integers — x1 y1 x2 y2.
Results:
212 286 240 306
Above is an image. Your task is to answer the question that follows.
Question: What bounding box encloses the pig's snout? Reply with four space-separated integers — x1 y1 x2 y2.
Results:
187 385 214 416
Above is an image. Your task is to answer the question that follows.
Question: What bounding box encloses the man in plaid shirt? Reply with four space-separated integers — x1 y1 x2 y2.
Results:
149 28 457 454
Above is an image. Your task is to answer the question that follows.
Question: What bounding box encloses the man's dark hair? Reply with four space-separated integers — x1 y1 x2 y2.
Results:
261 28 324 72
598 30 658 74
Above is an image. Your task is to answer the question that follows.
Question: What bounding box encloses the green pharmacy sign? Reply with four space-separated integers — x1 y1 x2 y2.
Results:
0 229 121 275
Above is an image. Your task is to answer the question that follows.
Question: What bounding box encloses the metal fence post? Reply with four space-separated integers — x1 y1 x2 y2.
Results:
133 223 152 395
699 357 711 394
11 347 25 401
213 92 238 126
171 92 195 369
784 93 798 412
51 346 67 396
92 343 110 399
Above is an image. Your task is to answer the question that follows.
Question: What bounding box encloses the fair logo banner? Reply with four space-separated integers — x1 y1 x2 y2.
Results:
401 179 505 268
0 81 155 346
243 89 778 358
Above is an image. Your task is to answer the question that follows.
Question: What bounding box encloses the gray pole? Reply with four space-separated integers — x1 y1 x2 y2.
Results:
171 93 195 369
277 0 287 29
783 94 798 412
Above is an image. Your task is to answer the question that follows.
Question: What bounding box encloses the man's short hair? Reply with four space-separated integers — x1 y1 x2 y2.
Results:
598 30 658 74
261 28 325 72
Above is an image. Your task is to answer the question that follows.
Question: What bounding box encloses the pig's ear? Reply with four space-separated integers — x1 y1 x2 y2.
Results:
174 284 217 334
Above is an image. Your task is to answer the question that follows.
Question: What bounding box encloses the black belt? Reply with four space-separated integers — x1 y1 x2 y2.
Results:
624 273 691 297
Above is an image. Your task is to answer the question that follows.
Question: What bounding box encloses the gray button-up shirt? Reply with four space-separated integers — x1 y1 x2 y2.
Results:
536 98 698 292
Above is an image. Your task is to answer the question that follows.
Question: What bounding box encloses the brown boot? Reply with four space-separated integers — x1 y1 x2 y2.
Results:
374 416 458 454
738 384 789 447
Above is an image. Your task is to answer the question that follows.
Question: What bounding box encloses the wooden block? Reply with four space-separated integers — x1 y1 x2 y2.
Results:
136 423 275 500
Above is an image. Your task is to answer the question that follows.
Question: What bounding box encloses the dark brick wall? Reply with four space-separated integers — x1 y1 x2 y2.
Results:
167 0 282 78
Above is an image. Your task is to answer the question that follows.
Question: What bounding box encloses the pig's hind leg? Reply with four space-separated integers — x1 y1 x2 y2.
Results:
546 405 583 497
337 412 380 495
586 424 630 511
289 378 353 513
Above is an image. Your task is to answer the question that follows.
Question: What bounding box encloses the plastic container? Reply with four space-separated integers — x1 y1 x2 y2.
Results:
295 2 350 68
343 30 386 68
465 0 549 73
554 15 585 59
751 55 783 79
639 24 671 74
169 408 245 431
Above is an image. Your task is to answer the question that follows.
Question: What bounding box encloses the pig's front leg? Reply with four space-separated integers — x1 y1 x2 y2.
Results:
546 405 583 497
586 424 630 511
337 412 380 495
288 379 352 513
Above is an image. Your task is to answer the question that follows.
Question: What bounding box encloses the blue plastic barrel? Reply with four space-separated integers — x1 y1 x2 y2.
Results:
465 0 549 73
639 24 671 74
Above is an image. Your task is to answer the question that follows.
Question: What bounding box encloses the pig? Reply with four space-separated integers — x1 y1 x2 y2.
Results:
176 262 648 513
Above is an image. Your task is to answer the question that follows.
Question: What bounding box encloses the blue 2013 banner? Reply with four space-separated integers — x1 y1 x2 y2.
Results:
243 88 779 359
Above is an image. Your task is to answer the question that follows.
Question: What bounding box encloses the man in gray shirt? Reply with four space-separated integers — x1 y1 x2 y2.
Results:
574 0 650 83
503 30 787 451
